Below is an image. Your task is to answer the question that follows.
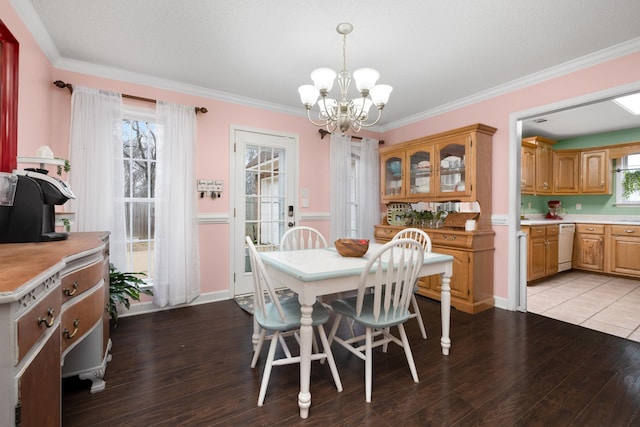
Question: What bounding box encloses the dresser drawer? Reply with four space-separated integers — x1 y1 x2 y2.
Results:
61 260 104 303
576 224 605 234
61 283 105 354
17 288 61 363
610 225 640 236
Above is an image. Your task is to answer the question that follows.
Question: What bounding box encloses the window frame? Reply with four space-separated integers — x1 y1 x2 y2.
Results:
615 153 640 207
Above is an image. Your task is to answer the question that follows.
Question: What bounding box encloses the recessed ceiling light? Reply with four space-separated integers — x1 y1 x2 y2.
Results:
613 93 640 115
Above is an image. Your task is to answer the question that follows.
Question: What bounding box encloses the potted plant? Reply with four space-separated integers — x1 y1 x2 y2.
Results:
108 263 153 327
622 170 640 198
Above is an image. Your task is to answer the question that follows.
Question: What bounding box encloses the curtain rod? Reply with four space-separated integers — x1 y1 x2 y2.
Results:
318 129 384 144
53 80 208 114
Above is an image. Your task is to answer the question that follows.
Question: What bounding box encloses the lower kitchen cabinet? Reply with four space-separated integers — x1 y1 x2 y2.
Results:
610 224 640 277
573 224 605 271
525 224 558 282
374 225 494 314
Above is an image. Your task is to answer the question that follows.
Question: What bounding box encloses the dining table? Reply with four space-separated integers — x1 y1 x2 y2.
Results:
259 243 454 419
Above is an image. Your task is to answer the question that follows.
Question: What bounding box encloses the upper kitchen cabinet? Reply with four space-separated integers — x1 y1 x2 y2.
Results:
521 136 556 195
581 149 610 194
553 150 580 194
380 123 496 208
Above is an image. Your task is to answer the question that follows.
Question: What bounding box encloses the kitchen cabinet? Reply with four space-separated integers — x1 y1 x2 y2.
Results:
553 150 580 194
521 136 556 195
573 224 605 271
374 225 495 314
524 225 559 281
581 149 610 194
380 123 495 228
521 143 536 194
610 224 640 277
0 232 110 426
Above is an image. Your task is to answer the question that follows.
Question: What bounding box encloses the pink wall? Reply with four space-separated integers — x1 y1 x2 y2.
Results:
5 1 640 303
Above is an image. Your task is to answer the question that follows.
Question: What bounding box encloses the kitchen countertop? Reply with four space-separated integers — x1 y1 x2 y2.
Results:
521 215 640 226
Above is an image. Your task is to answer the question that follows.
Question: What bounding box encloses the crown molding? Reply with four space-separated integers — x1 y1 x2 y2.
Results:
380 37 640 132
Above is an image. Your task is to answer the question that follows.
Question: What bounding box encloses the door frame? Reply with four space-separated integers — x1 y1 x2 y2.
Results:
507 81 640 311
229 125 299 297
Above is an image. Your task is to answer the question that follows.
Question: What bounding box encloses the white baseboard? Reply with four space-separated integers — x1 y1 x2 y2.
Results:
117 289 232 319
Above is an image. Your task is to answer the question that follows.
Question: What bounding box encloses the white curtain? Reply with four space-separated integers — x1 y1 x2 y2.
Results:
358 138 380 240
68 87 126 271
153 101 200 307
329 133 351 242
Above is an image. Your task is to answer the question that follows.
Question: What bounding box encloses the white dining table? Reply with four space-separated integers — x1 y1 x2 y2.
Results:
259 243 453 419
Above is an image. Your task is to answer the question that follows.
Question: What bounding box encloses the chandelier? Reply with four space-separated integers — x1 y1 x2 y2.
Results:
298 23 392 135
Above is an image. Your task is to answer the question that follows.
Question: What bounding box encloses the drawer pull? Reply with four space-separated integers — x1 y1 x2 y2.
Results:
625 229 635 233
63 282 79 296
37 308 55 328
63 319 80 339
442 235 456 241
586 227 595 231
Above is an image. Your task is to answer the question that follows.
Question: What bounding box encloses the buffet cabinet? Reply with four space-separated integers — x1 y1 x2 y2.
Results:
380 123 496 228
374 225 495 314
0 232 110 427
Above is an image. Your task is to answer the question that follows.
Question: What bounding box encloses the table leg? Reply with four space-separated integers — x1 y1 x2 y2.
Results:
440 272 452 355
298 303 313 418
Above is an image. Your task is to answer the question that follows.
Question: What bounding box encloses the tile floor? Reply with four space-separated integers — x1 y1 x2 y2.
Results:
527 270 640 342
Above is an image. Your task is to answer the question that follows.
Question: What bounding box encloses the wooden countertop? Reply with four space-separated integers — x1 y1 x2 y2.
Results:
0 232 108 298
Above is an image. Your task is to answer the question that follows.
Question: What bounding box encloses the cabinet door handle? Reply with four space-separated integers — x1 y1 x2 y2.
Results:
63 319 80 339
63 281 79 296
37 308 55 328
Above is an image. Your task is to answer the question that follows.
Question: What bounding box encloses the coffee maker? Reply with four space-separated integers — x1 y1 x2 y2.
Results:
0 170 75 243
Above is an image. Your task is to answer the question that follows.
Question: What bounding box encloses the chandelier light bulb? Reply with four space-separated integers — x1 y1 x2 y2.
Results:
353 68 380 94
370 84 393 107
310 68 337 93
298 85 319 107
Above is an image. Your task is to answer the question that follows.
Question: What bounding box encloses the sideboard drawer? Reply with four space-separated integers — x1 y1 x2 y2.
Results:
17 287 61 363
61 283 104 354
61 260 104 303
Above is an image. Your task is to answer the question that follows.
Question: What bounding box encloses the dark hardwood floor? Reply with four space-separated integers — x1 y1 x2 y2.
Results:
62 296 640 426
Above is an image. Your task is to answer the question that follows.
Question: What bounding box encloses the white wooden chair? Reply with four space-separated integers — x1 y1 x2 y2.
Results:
280 226 328 250
246 236 342 406
327 238 425 402
391 227 431 340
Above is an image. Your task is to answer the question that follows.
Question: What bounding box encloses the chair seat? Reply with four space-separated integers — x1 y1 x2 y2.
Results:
331 294 410 329
256 299 330 331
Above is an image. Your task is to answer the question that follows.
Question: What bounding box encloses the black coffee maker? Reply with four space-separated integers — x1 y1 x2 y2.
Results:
0 170 75 243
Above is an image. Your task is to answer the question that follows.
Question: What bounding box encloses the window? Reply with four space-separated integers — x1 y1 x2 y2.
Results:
347 144 360 238
121 108 157 280
616 153 640 205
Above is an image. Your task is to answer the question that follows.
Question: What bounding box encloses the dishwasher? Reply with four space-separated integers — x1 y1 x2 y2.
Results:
558 223 575 272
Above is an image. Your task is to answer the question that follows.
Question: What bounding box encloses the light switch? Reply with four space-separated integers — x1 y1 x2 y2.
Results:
302 198 309 208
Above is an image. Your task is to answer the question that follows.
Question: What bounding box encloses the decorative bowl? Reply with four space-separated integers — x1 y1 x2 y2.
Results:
334 239 369 257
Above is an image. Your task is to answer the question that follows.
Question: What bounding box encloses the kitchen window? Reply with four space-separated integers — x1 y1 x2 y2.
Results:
615 153 640 205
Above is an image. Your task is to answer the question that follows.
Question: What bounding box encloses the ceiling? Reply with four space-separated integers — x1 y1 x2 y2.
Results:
16 0 640 138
